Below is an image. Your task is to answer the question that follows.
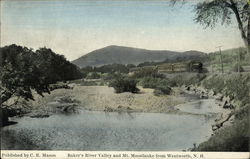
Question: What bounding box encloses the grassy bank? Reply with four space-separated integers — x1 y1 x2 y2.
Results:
197 73 249 151
165 72 249 151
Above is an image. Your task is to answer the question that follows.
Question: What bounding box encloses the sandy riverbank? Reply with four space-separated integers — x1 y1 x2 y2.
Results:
23 85 191 115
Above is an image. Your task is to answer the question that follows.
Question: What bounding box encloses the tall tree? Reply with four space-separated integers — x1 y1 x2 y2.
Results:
0 45 50 105
172 0 250 53
0 44 83 106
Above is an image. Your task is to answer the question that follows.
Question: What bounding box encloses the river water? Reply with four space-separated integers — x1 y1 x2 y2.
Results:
1 99 223 151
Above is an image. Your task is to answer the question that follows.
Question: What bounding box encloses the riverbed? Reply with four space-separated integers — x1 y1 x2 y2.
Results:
1 98 223 151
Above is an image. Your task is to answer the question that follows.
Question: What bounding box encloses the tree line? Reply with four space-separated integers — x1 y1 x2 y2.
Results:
80 63 136 76
0 44 83 105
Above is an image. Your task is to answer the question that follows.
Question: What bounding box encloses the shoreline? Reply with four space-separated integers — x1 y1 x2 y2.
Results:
20 85 192 116
4 84 233 131
180 84 235 134
7 85 228 125
5 84 229 119
3 84 235 151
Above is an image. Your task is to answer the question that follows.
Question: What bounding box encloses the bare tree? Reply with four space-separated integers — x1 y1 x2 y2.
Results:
172 0 250 53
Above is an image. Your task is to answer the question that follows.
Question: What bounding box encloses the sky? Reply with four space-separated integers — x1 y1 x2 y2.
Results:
1 0 244 61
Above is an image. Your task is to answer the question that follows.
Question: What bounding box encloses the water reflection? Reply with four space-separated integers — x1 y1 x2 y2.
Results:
1 99 221 151
175 99 223 115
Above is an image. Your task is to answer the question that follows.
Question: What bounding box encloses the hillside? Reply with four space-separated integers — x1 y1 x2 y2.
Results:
72 45 205 68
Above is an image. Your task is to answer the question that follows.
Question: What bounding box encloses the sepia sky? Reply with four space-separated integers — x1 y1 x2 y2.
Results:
1 0 244 61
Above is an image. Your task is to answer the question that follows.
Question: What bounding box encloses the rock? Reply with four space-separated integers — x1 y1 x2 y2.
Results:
223 96 231 102
221 100 227 107
223 121 232 128
229 115 235 123
186 86 191 91
222 100 234 109
55 96 78 104
222 115 235 127
212 125 218 131
30 114 50 118
199 95 207 99
215 94 223 101
117 105 123 109
200 91 208 99
59 104 78 113
180 91 185 95
48 96 80 113
126 106 132 110
208 90 216 97
213 112 233 131
104 106 115 112
0 107 20 127
215 113 223 122
62 105 76 113
49 83 73 91
117 105 134 112
223 103 233 109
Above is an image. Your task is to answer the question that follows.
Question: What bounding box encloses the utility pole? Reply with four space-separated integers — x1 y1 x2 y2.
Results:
237 49 241 73
210 52 215 73
216 46 224 73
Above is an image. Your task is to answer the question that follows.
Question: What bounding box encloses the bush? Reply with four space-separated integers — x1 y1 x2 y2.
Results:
234 104 249 120
153 86 172 96
202 74 225 93
140 77 177 89
202 73 250 105
86 72 101 79
168 73 207 86
138 77 173 96
109 77 139 93
140 77 161 88
132 67 164 78
80 80 99 86
101 72 123 81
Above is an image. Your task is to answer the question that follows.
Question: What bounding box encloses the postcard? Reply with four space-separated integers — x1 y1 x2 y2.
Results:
1 0 249 159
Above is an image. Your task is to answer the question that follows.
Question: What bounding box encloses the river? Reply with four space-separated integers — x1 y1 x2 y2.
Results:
1 99 223 151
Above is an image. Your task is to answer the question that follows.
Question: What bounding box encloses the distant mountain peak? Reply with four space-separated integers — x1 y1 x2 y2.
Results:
72 46 205 68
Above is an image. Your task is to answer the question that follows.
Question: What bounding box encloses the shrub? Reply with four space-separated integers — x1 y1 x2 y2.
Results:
234 104 249 120
68 78 99 86
86 72 101 79
138 77 173 96
168 73 207 86
140 77 177 89
140 77 161 88
224 74 250 105
80 80 98 86
56 96 80 104
109 77 139 93
202 74 225 93
153 86 172 96
102 72 123 81
202 73 250 105
132 67 164 78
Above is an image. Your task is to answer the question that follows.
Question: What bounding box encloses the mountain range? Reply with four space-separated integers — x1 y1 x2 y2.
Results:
72 45 205 68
